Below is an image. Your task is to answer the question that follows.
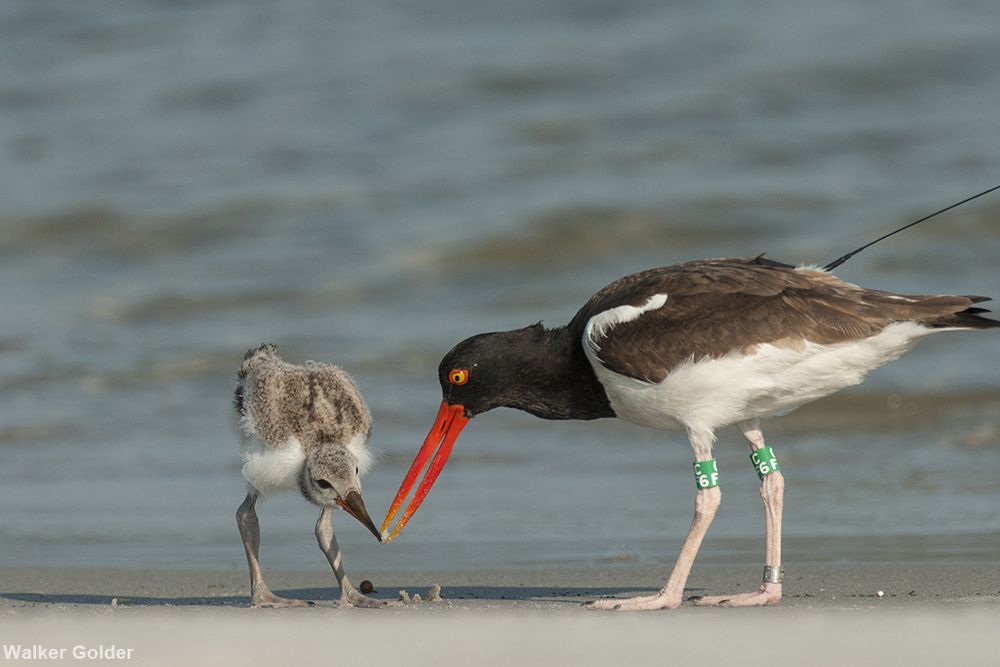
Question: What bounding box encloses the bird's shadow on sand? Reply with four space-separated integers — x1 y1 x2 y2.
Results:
1 584 674 608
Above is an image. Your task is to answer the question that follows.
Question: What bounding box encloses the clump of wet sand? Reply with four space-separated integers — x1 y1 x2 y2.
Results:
398 585 444 604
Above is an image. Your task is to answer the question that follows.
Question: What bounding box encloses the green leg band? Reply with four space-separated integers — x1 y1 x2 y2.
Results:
750 446 780 480
693 459 719 489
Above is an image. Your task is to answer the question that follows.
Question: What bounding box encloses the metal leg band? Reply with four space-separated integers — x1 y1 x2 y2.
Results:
763 565 784 584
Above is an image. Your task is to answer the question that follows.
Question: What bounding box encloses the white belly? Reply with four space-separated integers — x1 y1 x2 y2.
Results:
585 321 936 434
241 436 306 495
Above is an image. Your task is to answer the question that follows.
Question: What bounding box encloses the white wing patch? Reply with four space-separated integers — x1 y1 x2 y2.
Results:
583 293 668 357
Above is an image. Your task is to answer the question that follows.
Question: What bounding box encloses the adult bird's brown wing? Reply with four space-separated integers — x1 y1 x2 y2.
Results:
571 257 990 384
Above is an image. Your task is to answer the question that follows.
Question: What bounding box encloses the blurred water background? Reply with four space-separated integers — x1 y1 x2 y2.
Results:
2 0 999 575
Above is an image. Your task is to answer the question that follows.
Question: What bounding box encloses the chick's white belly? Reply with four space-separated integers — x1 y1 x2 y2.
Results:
241 436 306 495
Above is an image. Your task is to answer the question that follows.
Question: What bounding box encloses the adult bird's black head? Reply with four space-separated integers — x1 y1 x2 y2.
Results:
380 323 614 541
437 330 509 418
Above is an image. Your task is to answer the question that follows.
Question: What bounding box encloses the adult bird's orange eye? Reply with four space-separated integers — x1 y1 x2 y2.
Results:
449 369 469 385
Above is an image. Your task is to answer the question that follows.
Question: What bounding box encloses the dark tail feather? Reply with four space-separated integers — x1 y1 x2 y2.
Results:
925 299 1000 329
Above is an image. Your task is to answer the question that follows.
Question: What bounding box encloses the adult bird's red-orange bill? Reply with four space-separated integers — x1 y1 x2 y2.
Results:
380 401 468 542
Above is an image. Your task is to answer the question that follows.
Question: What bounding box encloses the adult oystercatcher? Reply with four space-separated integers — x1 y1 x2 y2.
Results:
234 344 385 608
380 257 998 610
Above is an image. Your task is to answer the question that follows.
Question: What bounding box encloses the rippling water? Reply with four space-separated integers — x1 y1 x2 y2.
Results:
2 0 999 573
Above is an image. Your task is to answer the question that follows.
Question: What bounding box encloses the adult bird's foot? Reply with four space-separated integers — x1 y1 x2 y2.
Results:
584 592 681 612
341 588 392 608
250 589 314 608
691 583 782 607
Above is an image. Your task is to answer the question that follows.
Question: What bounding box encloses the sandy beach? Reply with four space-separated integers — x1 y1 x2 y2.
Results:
3 563 998 666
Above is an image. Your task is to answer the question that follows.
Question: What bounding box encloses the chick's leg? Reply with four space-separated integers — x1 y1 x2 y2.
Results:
315 507 387 608
237 491 310 608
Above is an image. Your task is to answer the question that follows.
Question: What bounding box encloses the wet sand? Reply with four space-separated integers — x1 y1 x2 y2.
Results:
2 564 997 666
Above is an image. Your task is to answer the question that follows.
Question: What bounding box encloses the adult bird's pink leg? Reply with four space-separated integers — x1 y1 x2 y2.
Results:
587 429 720 611
694 419 784 607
